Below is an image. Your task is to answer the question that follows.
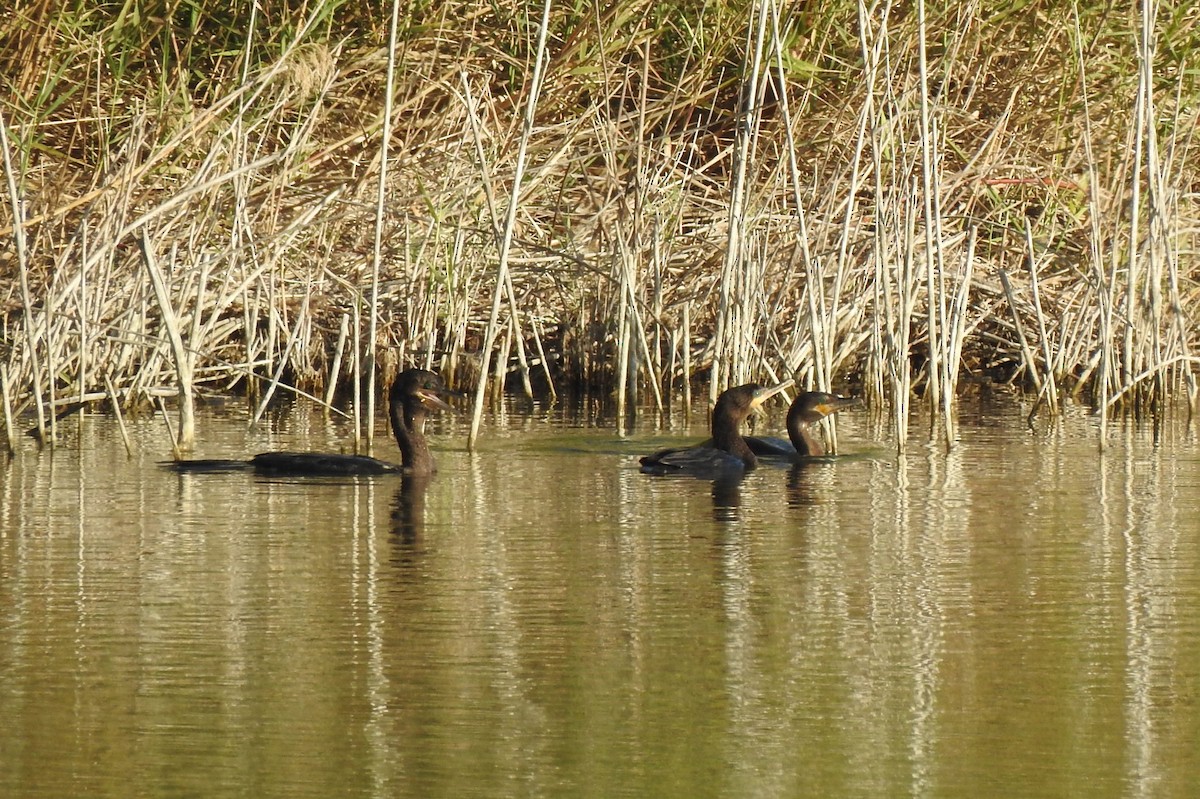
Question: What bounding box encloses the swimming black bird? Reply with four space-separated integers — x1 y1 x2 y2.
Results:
164 368 457 476
639 379 793 476
744 391 860 459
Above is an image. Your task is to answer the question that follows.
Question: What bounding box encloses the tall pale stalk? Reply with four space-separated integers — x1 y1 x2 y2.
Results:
1122 0 1155 397
712 0 769 403
468 0 553 451
0 110 47 442
366 0 403 452
916 0 943 418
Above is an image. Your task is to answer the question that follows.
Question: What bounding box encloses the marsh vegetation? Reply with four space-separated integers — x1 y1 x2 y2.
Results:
2 0 1197 453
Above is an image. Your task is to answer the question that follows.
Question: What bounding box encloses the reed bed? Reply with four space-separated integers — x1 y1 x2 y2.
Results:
1 0 1197 454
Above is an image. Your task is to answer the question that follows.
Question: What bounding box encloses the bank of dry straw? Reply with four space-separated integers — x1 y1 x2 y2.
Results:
1 0 1197 454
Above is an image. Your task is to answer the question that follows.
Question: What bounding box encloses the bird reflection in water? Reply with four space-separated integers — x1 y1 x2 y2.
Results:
785 463 820 507
710 476 743 522
390 473 431 561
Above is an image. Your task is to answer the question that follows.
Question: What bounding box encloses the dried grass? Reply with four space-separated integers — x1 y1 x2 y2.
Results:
1 0 1197 453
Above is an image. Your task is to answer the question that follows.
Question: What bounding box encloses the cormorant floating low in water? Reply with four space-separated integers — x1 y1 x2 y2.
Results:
163 368 457 476
744 391 860 459
639 379 793 476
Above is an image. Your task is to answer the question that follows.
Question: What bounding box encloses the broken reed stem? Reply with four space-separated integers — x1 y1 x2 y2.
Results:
468 0 552 451
505 275 536 401
324 313 350 410
997 267 1041 394
103 373 133 456
155 395 181 460
529 308 556 400
139 228 196 450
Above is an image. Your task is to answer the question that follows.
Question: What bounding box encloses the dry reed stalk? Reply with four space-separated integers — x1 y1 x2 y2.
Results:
1121 0 1154 399
916 0 944 416
1023 220 1060 416
1 110 48 443
1070 8 1114 443
615 294 630 432
506 287 536 402
711 0 769 403
458 72 537 405
77 222 89 409
494 324 513 404
467 0 553 451
364 0 403 452
615 232 664 412
682 301 692 416
941 227 976 446
251 293 311 426
1158 99 1199 412
351 295 362 449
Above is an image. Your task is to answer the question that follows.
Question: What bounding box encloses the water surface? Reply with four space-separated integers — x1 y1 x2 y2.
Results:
2 396 1198 798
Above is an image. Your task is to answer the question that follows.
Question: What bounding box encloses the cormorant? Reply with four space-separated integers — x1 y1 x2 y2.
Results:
163 368 457 476
744 391 860 459
639 379 793 475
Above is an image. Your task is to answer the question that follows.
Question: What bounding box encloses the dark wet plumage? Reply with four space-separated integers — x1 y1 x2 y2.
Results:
163 369 457 476
744 391 861 459
639 380 793 476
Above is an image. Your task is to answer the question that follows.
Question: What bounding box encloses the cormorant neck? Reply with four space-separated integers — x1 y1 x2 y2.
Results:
788 422 825 457
390 398 437 475
712 408 756 468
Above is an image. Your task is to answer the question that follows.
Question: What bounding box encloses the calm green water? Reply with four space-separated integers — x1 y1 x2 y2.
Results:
1 396 1198 798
